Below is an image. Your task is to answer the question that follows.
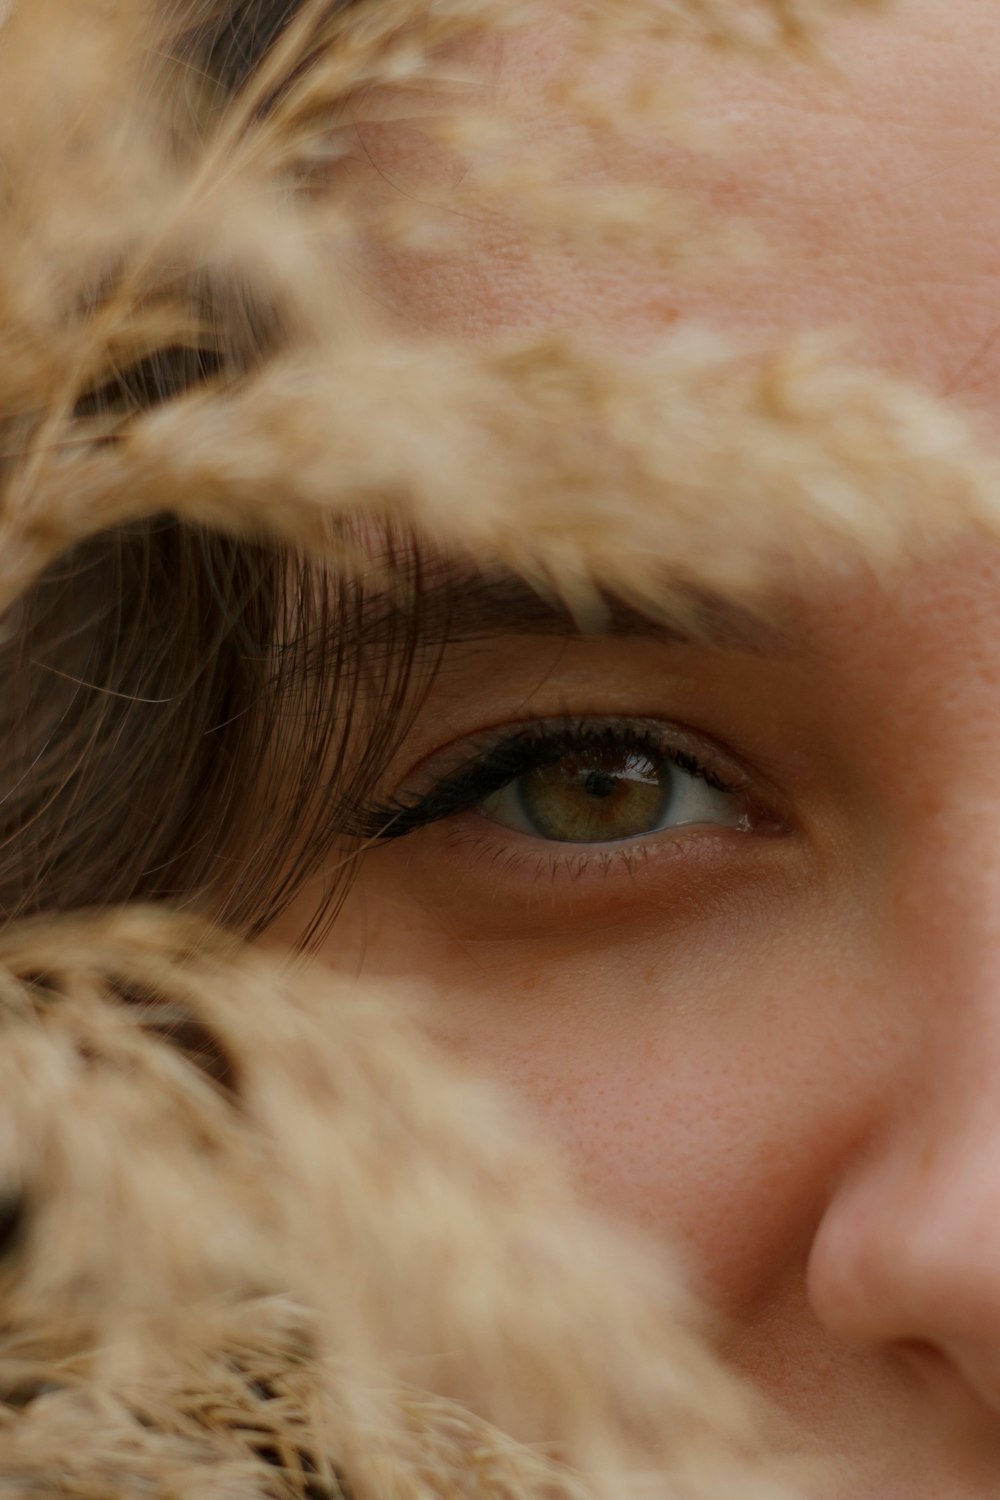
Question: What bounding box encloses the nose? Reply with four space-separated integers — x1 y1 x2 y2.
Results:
808 1096 1000 1414
807 856 1000 1416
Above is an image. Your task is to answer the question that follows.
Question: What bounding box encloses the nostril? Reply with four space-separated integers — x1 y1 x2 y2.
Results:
891 1336 1000 1428
893 1339 948 1381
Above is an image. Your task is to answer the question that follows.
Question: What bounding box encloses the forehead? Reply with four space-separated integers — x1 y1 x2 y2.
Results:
352 0 1000 435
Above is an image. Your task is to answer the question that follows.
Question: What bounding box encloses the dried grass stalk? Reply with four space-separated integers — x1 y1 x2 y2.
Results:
0 908 807 1500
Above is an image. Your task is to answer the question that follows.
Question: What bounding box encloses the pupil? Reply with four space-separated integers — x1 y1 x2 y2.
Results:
583 770 617 799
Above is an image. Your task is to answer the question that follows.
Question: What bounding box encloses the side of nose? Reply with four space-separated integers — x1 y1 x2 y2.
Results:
808 1095 1000 1410
800 553 1000 1419
807 852 1000 1414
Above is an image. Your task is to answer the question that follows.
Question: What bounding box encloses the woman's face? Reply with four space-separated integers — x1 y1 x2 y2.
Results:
290 1 1000 1491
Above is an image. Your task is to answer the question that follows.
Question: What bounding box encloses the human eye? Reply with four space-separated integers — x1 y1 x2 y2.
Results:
352 716 776 849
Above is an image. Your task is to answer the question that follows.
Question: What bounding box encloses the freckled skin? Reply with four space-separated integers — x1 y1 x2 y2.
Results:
353 0 1000 420
278 4 1000 1492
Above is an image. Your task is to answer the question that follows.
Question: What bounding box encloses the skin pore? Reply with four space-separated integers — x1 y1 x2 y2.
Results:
270 2 1000 1493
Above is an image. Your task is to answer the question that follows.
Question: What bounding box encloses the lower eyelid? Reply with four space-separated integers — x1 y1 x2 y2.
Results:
412 817 768 933
450 807 761 866
364 804 801 945
440 818 670 888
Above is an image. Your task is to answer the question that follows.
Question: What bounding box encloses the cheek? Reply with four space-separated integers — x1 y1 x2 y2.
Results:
345 871 893 1319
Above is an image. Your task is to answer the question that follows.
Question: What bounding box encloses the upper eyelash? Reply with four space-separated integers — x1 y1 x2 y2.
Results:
347 718 740 843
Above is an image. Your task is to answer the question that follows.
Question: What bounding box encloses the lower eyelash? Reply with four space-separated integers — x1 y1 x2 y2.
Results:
438 819 676 884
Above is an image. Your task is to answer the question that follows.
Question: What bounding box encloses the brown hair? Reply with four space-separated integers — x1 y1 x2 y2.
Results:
0 0 421 945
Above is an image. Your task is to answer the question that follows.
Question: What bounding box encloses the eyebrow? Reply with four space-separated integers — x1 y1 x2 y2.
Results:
354 559 795 657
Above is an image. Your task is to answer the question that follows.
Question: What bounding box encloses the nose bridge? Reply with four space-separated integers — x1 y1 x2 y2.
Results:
888 793 1000 1227
887 774 1000 1008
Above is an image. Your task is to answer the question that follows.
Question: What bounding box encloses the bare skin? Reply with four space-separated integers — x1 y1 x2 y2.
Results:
274 3 1000 1492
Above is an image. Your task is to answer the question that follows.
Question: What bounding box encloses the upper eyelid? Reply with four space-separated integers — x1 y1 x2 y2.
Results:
400 718 679 793
471 718 753 794
401 715 735 781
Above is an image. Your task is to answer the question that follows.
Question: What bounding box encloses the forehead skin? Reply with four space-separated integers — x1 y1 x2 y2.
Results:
353 0 1000 432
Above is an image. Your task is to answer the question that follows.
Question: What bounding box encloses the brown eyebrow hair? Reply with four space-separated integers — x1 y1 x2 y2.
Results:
354 556 794 657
